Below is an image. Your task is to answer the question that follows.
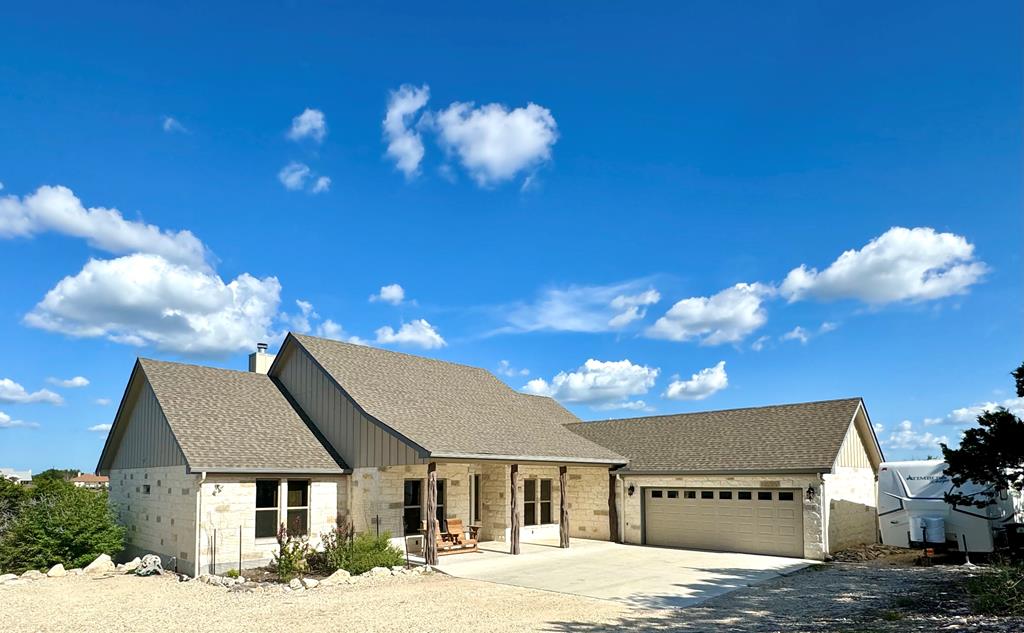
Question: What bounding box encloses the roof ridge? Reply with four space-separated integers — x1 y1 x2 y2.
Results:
290 332 499 376
138 357 265 378
583 396 863 425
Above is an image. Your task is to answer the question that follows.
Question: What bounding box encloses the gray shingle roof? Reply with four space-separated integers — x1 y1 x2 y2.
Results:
566 398 864 473
139 358 345 472
289 334 626 464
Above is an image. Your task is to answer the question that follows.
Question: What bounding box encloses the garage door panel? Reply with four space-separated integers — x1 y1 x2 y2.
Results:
644 488 803 557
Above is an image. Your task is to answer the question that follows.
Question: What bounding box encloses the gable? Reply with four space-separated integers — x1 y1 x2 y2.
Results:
833 404 884 471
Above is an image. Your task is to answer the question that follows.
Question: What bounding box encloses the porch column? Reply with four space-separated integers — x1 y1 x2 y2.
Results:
608 471 619 543
509 464 520 555
559 465 569 548
425 462 438 566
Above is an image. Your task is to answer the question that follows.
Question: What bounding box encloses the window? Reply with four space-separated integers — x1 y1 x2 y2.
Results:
470 474 481 524
651 490 663 499
255 480 278 538
286 480 309 536
524 479 537 525
667 490 679 499
436 480 446 530
719 491 733 500
142 485 151 495
738 491 752 500
778 491 794 501
758 491 773 501
540 479 552 524
700 490 714 499
403 480 422 535
684 490 696 499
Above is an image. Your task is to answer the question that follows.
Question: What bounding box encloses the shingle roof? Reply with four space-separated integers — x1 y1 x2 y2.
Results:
566 398 864 473
139 358 345 472
288 334 626 464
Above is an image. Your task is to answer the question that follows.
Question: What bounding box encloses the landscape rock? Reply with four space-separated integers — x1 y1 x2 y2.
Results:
288 578 303 590
0 573 18 584
368 566 391 577
135 554 163 576
301 578 319 589
391 565 405 572
68 569 83 576
121 557 142 573
46 564 66 578
319 569 351 586
83 554 115 575
21 570 45 581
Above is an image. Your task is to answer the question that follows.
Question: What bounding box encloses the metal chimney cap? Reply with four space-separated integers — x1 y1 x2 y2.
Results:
256 342 268 353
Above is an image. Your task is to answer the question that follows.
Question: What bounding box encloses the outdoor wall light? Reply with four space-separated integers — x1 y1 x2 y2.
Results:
805 484 816 501
627 484 636 497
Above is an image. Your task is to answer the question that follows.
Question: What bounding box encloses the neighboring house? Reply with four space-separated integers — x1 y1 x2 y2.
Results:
567 399 883 560
96 332 883 576
0 468 32 485
71 473 110 489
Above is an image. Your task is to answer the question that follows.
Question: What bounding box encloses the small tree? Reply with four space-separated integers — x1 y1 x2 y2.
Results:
941 362 1024 508
0 478 29 536
0 478 125 573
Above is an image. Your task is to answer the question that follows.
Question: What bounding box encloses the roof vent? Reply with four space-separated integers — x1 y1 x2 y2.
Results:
257 342 268 353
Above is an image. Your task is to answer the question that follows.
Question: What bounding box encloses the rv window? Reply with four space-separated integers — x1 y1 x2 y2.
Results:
778 491 794 501
757 491 772 501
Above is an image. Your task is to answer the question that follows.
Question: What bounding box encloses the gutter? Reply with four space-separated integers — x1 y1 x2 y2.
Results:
618 468 831 476
187 467 349 475
429 451 627 466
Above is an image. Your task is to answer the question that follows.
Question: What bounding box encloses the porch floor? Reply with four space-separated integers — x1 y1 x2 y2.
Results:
418 538 812 609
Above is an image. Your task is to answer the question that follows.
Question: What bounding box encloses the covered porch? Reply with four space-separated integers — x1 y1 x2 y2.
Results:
348 460 618 565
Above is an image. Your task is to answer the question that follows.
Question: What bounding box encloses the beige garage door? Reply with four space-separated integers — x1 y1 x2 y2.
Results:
643 488 804 557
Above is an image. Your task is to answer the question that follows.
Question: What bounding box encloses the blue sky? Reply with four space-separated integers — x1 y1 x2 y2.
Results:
0 2 1020 473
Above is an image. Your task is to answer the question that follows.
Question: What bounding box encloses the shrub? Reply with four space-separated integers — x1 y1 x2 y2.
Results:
309 523 404 576
0 479 124 573
272 524 311 582
223 568 240 579
966 563 1024 616
0 479 29 537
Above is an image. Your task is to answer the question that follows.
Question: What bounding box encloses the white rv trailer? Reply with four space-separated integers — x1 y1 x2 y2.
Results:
878 460 1022 553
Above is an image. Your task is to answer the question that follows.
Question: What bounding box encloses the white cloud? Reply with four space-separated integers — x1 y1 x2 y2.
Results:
24 253 281 356
278 162 312 191
434 101 558 186
94 398 112 406
780 227 987 304
47 376 89 388
162 116 188 134
316 319 344 340
0 411 39 429
938 397 1024 427
311 176 331 194
375 319 446 349
884 420 950 451
522 359 659 408
664 361 728 401
88 423 112 432
287 108 327 143
781 326 810 344
0 185 208 269
496 360 530 377
0 379 63 405
751 335 771 352
592 400 653 412
383 84 430 178
369 283 406 305
502 281 659 334
281 299 319 333
645 283 772 345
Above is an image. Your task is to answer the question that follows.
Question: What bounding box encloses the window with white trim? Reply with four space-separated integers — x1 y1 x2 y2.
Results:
255 480 279 539
524 478 554 526
286 480 309 536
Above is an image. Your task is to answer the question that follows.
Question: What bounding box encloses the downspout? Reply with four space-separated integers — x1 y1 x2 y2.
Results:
818 472 828 558
618 474 626 544
194 471 207 577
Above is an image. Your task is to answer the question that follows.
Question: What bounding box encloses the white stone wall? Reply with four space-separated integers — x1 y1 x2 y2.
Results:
823 466 878 552
618 473 826 560
196 474 348 575
108 466 198 575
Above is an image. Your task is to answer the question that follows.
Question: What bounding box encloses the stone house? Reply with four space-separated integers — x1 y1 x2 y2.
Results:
96 333 882 576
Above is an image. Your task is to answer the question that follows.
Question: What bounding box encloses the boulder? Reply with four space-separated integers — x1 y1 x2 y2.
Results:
0 573 18 584
367 566 391 577
121 557 142 573
391 565 405 572
21 570 45 580
136 554 163 577
319 569 351 587
83 554 115 575
68 569 83 576
46 564 66 578
301 577 319 589
288 578 303 590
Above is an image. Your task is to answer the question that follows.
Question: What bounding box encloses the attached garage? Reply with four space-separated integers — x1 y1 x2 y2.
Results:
643 487 803 557
567 398 885 561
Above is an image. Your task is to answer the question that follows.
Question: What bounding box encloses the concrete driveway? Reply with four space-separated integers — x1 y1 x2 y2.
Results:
433 538 812 609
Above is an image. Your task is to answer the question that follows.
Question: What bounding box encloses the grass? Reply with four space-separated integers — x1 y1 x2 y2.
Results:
966 563 1024 616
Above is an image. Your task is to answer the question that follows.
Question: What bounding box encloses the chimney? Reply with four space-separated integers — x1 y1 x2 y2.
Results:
248 343 275 374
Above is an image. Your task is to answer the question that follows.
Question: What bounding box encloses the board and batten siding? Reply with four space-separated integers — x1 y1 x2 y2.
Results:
110 378 186 470
273 343 424 468
833 412 874 470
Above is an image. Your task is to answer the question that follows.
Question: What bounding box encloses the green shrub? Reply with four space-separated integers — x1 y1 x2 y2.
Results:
310 524 404 576
224 568 240 579
966 564 1024 616
0 479 29 537
0 479 124 573
272 524 311 582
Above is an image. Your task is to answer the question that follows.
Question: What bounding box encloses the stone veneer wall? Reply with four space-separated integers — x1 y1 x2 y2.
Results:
617 473 827 560
196 474 348 576
823 467 878 552
108 466 198 576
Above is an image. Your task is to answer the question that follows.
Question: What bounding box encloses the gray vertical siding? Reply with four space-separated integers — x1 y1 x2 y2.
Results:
834 414 873 470
111 379 186 469
273 344 424 468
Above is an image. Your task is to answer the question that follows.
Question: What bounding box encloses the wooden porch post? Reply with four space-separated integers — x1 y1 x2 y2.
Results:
509 464 520 555
559 466 569 548
608 471 619 543
425 462 438 566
